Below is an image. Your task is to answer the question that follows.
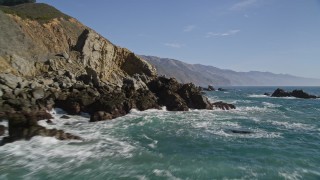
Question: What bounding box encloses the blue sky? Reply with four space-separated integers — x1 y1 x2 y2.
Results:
38 0 320 78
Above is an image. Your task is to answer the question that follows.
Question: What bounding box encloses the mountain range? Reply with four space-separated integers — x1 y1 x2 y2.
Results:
140 55 320 86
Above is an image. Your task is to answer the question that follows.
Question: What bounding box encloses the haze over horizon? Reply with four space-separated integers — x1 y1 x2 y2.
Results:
38 0 320 79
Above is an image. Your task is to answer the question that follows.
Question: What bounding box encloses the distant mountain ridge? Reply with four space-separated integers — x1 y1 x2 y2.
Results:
140 55 320 86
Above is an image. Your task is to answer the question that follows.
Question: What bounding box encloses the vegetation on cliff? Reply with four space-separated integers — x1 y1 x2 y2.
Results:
0 0 35 6
0 3 70 23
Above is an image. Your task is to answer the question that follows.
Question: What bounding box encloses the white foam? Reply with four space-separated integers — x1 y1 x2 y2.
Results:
269 121 316 131
153 169 181 180
262 102 281 108
0 120 8 127
231 100 252 104
279 171 302 180
237 106 270 113
248 94 268 98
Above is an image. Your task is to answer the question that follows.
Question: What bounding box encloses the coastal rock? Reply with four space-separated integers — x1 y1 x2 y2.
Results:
178 83 213 109
0 125 5 136
1 111 81 145
60 115 71 119
32 87 45 100
212 101 236 110
218 88 227 91
90 111 112 122
0 73 22 89
271 88 291 97
291 90 317 99
271 88 317 99
203 85 215 91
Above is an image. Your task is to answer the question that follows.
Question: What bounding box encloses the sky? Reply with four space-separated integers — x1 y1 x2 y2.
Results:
38 0 320 78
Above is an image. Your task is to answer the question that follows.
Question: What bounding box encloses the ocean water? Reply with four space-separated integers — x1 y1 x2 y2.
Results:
0 87 320 180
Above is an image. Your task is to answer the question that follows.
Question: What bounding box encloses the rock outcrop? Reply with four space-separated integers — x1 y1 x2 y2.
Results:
0 111 81 146
0 3 235 144
271 88 317 99
212 101 236 110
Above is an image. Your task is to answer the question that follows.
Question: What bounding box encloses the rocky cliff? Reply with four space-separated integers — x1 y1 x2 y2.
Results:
0 3 156 85
0 3 227 145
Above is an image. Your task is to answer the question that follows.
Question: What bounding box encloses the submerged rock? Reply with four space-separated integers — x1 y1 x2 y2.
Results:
226 129 253 134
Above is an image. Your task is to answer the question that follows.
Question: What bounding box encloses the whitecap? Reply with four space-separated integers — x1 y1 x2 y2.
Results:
231 100 252 104
279 171 302 180
152 169 181 180
248 94 268 98
208 127 282 139
237 106 269 112
269 121 316 131
262 102 281 108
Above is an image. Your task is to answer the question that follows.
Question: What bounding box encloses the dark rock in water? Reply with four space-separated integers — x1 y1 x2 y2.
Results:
202 85 215 91
90 111 112 122
60 115 71 119
271 88 291 97
217 88 226 91
178 83 213 110
291 90 317 99
271 88 317 99
264 93 270 96
46 119 54 124
148 77 212 111
212 101 236 110
0 125 5 136
208 85 215 91
226 129 253 134
0 111 81 146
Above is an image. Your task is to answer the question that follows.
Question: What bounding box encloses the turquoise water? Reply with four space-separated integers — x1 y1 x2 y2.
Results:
1 87 320 179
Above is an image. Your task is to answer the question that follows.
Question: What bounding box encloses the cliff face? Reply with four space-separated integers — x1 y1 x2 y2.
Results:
0 3 156 85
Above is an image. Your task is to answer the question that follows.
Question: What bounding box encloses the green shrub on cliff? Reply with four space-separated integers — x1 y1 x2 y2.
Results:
0 3 70 23
0 0 36 6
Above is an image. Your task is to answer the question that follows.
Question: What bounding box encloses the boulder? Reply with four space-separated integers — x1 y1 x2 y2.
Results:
32 87 45 100
0 73 22 89
60 115 71 119
212 101 236 110
1 111 81 146
90 111 112 122
0 125 5 136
